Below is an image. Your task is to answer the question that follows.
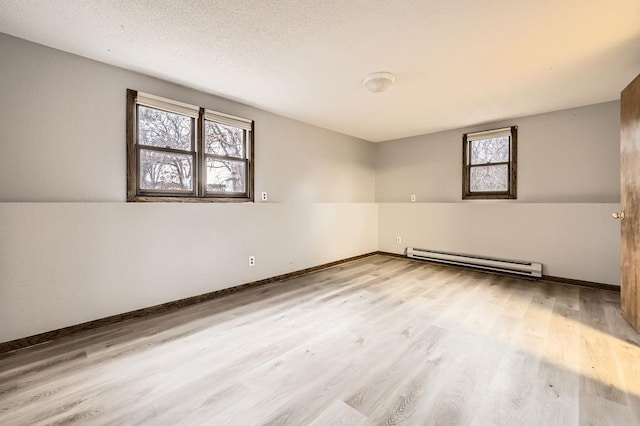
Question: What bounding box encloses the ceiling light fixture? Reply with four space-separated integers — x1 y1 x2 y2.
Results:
363 71 396 93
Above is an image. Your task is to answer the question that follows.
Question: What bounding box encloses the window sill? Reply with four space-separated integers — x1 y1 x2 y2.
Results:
462 195 517 200
127 195 253 203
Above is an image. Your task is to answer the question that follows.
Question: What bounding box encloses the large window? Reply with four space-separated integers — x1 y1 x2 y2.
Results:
462 126 517 200
127 90 253 202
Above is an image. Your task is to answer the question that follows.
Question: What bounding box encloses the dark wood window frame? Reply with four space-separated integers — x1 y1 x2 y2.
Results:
462 126 517 200
127 89 254 202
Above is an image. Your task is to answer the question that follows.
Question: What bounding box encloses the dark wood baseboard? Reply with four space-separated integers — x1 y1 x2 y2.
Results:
0 252 378 356
377 251 621 293
542 275 620 293
377 251 406 258
2 251 620 356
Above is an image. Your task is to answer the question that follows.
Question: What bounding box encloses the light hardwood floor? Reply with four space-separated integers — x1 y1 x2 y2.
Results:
1 255 639 425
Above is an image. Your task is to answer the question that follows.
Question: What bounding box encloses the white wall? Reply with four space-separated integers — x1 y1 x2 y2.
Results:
376 102 622 286
0 34 378 343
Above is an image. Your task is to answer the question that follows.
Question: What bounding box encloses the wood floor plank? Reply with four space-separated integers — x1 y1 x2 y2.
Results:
0 255 638 425
308 399 367 426
578 291 629 407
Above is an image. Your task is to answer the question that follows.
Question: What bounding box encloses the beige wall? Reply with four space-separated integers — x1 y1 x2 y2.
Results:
376 101 620 203
0 33 624 343
376 102 622 285
0 203 377 343
378 203 620 285
0 34 375 203
0 34 378 343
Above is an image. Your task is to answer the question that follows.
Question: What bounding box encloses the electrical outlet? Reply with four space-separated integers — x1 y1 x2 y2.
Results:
249 256 255 267
410 194 416 202
261 192 268 201
396 236 402 244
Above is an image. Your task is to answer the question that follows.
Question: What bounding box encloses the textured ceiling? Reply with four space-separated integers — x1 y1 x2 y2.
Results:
1 0 639 142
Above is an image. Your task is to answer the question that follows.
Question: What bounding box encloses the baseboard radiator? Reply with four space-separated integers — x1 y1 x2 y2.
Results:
406 247 542 278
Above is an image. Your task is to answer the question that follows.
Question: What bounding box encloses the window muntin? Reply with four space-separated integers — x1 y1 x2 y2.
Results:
127 90 253 202
463 126 517 199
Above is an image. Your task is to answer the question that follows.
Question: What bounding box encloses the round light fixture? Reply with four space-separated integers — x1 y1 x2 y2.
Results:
363 71 396 93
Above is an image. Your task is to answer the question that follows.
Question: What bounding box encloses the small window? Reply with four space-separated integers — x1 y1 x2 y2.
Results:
462 126 517 200
127 90 254 202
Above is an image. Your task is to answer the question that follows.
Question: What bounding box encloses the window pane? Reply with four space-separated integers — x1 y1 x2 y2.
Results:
470 136 509 165
206 158 246 193
139 149 193 191
205 121 245 158
138 106 192 151
470 164 508 192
